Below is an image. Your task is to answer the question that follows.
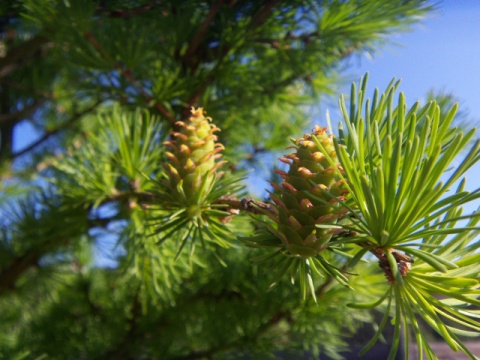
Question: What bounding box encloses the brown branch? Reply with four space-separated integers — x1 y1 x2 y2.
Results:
215 197 413 284
178 1 224 114
0 248 43 293
0 209 125 296
11 100 102 159
180 0 283 116
103 289 142 360
181 77 215 118
142 192 412 285
251 0 281 28
357 242 413 264
0 80 55 99
103 2 157 18
0 35 49 79
170 300 291 360
184 0 224 62
0 89 14 161
213 196 275 215
357 242 413 283
87 214 123 228
0 99 45 123
83 32 177 125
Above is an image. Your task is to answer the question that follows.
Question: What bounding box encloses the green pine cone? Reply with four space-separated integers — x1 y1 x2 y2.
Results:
267 125 347 258
163 107 225 210
151 107 245 252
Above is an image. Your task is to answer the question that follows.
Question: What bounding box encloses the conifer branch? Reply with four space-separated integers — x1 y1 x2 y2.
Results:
181 0 285 115
214 196 275 215
101 2 159 18
83 32 177 125
184 0 224 67
251 0 281 28
0 210 123 295
0 80 54 99
182 77 215 118
103 288 142 360
0 35 49 79
0 248 43 293
11 100 103 159
0 99 45 123
357 241 413 283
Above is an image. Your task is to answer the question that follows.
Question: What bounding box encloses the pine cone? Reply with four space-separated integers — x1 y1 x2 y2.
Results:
266 125 347 258
163 107 226 212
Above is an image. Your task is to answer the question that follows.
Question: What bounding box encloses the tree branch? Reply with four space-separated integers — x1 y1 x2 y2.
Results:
182 76 215 118
213 196 275 215
0 248 43 293
184 0 224 64
215 196 414 284
0 99 45 123
0 80 55 99
178 0 284 117
0 217 119 296
11 100 103 159
0 35 49 79
102 288 142 360
100 2 158 18
83 32 177 125
251 0 281 28
357 241 413 283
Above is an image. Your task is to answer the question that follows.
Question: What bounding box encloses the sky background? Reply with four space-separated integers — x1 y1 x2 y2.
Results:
317 0 480 211
331 0 480 123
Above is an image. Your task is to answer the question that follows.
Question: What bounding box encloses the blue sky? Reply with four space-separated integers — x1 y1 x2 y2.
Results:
319 0 480 209
335 0 480 123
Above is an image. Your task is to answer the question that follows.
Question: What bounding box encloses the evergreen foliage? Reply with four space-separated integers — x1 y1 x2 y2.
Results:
2 1 480 359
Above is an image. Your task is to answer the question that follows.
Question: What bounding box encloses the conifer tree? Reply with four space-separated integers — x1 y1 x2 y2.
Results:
2 1 480 359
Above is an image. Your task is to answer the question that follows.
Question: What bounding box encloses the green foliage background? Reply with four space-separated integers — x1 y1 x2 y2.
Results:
2 1 479 359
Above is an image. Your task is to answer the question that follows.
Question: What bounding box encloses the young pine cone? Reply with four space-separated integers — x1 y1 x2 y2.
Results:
163 107 226 213
266 126 347 258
